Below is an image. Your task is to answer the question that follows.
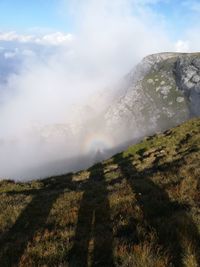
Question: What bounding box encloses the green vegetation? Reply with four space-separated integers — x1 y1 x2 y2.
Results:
0 118 200 267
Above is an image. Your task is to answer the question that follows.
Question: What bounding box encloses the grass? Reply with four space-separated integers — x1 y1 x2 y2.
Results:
0 118 200 267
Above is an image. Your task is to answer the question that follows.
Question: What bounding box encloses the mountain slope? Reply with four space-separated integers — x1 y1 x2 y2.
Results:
105 52 200 143
1 52 200 180
0 117 199 267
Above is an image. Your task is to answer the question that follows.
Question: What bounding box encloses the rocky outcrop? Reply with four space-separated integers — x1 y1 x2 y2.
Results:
174 54 200 116
104 53 200 144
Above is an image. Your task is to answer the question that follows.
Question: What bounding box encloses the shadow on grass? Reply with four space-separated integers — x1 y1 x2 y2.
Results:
69 163 114 267
0 174 74 267
113 153 200 267
0 147 199 266
0 165 114 267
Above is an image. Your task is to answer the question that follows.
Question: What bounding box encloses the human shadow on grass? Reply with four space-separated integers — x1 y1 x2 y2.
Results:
0 174 74 267
69 163 114 267
113 153 200 267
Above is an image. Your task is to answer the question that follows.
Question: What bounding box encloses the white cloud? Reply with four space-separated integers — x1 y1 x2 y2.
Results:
38 32 73 45
175 40 190 52
0 31 33 42
174 26 200 53
0 31 73 46
184 27 200 52
0 0 191 180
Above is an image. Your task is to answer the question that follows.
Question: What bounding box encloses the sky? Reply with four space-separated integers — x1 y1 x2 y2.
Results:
0 0 68 32
0 0 200 39
0 0 200 179
0 0 200 50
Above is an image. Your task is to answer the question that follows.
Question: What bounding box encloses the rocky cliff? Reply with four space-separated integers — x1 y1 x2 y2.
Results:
105 52 200 144
174 54 200 116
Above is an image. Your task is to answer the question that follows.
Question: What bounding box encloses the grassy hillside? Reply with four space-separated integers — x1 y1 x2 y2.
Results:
0 118 200 267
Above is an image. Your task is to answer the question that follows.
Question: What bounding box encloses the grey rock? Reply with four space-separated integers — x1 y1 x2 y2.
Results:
105 52 200 144
174 54 200 116
192 75 200 83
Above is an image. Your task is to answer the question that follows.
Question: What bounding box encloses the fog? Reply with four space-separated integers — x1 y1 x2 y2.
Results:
0 0 179 180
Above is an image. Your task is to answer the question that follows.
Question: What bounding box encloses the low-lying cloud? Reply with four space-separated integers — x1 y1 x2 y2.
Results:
0 31 73 46
0 0 198 180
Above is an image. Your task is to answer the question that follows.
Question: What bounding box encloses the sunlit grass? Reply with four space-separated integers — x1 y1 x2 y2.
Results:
0 118 200 266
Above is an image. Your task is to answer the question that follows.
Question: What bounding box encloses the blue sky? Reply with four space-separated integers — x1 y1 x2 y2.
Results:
151 0 200 37
0 0 71 32
0 0 199 36
0 0 199 53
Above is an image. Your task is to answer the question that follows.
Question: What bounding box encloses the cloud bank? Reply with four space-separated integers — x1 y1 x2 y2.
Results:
0 0 198 180
0 31 73 46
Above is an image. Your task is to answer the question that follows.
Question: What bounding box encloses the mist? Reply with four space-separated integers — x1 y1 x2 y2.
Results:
0 0 182 180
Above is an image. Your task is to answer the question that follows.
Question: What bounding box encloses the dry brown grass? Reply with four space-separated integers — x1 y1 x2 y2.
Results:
0 118 200 266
